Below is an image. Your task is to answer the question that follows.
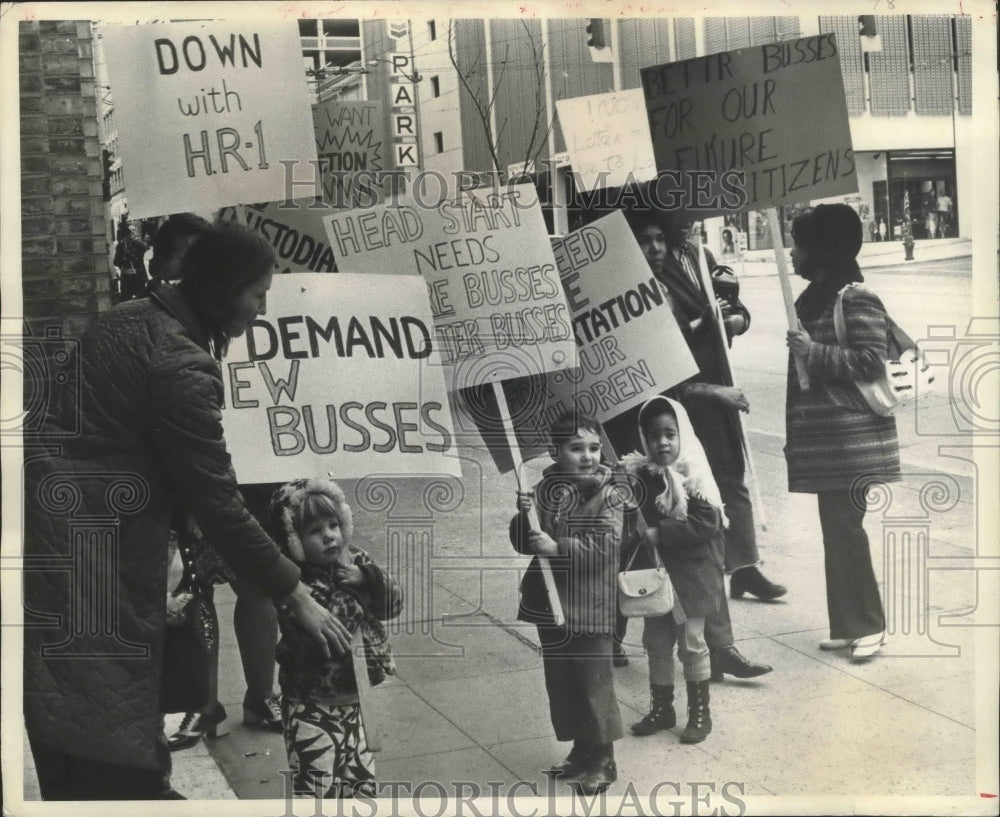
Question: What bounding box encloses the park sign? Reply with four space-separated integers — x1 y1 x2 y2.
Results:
466 210 698 472
102 21 317 219
555 89 658 193
221 273 460 482
217 198 340 274
323 183 577 391
313 99 389 208
641 33 858 214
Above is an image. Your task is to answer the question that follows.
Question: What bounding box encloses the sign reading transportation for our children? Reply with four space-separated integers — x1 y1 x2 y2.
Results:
323 183 578 390
468 211 698 471
641 33 858 214
221 274 460 482
102 21 317 219
555 89 658 193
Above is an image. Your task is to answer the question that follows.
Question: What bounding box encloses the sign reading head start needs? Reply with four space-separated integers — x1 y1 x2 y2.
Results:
641 33 858 213
102 21 317 219
222 274 460 482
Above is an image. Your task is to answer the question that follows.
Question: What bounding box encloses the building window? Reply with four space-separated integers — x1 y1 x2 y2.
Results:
433 131 444 153
430 76 440 97
428 20 437 40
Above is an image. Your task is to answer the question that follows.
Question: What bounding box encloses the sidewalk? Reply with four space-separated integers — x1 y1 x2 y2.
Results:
178 426 985 809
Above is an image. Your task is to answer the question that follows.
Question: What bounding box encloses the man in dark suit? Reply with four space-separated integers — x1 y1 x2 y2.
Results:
619 207 786 682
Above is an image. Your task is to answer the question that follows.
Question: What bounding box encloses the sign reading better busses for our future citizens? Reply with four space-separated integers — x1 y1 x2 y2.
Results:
641 33 858 214
102 21 317 219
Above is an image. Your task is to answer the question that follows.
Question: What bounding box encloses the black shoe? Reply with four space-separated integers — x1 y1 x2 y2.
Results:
166 702 228 751
612 644 629 668
631 684 676 736
545 740 588 779
680 681 712 744
730 566 787 600
243 693 283 732
709 646 772 682
575 745 617 795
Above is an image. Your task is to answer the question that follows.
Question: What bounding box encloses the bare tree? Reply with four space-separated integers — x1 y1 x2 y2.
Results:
447 19 555 180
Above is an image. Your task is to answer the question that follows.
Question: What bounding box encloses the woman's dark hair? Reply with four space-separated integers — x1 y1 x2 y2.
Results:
792 204 865 319
150 213 211 282
176 222 275 356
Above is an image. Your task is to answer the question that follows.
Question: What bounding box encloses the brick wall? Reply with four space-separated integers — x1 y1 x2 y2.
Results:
20 19 111 339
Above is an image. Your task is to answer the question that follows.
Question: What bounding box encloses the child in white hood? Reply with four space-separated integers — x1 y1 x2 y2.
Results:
621 395 726 744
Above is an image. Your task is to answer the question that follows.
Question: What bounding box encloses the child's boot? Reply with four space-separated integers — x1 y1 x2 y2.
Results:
630 684 675 736
575 742 617 795
680 680 712 744
545 740 588 779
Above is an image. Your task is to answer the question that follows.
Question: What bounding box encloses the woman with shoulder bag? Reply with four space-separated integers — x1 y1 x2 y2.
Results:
785 204 900 662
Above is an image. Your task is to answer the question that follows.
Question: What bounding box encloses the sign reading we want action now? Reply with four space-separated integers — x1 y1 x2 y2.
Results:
641 33 858 213
102 21 316 219
221 274 460 482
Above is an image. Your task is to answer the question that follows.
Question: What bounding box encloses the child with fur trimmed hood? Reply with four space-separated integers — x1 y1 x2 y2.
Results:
620 396 725 745
267 477 402 799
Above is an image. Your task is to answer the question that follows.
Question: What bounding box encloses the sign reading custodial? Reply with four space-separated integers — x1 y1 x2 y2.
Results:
102 21 318 218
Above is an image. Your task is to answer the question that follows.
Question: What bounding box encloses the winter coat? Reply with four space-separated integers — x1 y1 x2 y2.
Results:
786 283 901 492
277 549 402 704
509 464 628 635
655 243 749 473
23 283 301 771
621 465 724 619
785 287 901 493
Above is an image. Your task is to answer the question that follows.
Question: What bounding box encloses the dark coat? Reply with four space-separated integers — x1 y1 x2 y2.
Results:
23 283 301 770
623 464 724 618
786 284 901 492
656 244 750 474
509 464 629 635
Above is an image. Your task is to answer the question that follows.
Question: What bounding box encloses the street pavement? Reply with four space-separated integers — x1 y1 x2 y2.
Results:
22 250 996 812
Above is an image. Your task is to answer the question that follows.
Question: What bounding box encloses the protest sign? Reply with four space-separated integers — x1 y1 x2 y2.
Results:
641 33 858 214
464 210 698 472
313 99 389 208
217 199 339 274
555 89 657 193
324 183 578 388
221 273 460 483
102 21 317 219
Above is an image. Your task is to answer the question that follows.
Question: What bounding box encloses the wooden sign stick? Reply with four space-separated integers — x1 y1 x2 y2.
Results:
492 380 566 627
694 239 768 531
351 629 381 753
767 207 810 389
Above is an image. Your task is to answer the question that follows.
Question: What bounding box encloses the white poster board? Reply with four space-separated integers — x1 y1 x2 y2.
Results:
102 21 317 218
555 89 657 192
323 184 577 387
222 274 460 482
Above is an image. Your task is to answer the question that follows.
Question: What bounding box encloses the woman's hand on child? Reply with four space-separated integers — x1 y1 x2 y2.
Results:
528 530 560 557
335 563 364 586
283 582 352 659
516 491 535 514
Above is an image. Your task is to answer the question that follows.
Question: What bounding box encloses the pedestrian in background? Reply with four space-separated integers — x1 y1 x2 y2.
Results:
785 203 897 661
113 222 148 300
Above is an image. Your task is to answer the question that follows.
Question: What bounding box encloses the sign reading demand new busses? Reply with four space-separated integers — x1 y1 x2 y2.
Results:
641 33 858 214
102 21 318 219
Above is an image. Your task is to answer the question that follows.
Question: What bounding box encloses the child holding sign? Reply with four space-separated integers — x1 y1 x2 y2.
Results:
621 396 725 744
267 477 402 799
509 410 629 795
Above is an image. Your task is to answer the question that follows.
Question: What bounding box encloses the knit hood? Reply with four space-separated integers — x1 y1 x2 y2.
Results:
267 476 354 563
621 395 728 527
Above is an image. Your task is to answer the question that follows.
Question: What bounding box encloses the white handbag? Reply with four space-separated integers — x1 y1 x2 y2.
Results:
617 540 675 618
833 284 935 417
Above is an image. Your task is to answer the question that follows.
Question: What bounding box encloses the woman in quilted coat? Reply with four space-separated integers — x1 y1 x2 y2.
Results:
785 204 900 663
23 223 354 800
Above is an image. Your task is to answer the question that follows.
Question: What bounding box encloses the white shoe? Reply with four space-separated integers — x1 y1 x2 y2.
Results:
819 638 852 650
850 631 886 661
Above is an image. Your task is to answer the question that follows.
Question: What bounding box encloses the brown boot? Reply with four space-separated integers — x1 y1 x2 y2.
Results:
680 681 712 744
